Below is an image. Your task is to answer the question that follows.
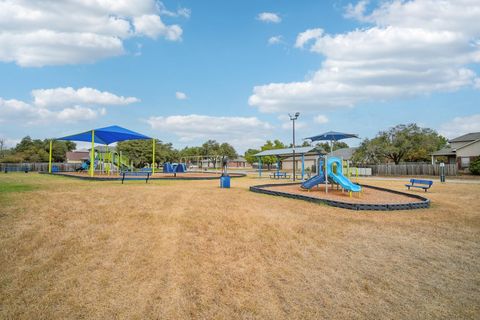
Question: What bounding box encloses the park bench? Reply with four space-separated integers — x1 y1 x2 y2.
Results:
405 179 433 192
121 171 151 184
270 172 290 179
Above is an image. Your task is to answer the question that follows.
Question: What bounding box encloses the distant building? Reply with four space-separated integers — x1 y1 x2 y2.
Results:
431 132 480 170
228 157 249 168
66 150 89 164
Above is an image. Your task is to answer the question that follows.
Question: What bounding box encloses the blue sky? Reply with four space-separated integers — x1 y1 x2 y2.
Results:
0 0 479 152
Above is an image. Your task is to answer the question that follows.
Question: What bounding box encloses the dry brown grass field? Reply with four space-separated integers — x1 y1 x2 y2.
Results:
1 173 479 319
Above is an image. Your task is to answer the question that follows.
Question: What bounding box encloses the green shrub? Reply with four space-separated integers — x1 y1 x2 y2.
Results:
469 158 480 175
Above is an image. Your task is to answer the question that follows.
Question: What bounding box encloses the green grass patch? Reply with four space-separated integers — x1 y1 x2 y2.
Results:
0 182 36 194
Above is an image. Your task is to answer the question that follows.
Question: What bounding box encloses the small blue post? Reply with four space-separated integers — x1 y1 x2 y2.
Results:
276 158 280 175
301 153 305 181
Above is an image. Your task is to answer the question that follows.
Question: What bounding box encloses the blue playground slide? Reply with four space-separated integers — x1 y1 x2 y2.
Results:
301 171 325 189
300 157 361 192
175 163 187 173
163 162 174 173
326 157 361 192
163 162 187 173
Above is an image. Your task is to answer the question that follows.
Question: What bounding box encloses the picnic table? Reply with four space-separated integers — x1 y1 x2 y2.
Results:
270 172 290 179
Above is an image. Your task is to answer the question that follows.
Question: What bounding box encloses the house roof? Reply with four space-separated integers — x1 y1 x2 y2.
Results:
431 147 456 156
66 151 90 161
231 156 246 162
328 147 358 160
92 145 117 152
449 132 480 143
253 146 325 157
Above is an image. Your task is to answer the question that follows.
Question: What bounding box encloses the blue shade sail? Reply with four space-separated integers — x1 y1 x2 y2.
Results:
57 125 151 145
304 131 359 142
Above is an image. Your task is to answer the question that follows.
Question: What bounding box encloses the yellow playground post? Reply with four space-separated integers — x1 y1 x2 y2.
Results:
90 130 95 177
48 139 53 173
152 138 156 174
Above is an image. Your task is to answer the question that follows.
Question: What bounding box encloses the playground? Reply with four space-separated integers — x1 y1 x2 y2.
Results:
1 127 479 319
253 183 428 207
0 173 479 319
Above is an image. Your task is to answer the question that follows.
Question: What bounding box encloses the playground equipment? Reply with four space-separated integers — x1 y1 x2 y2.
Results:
163 162 187 174
163 162 174 173
51 125 154 177
220 157 230 188
301 156 361 195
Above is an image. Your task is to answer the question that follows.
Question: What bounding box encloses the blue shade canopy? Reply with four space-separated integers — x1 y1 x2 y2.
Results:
304 131 359 142
57 125 151 145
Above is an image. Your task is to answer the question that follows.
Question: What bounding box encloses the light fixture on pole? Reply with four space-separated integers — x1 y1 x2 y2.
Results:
289 112 300 181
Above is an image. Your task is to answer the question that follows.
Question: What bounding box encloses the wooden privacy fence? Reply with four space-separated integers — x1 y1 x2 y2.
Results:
1 162 81 172
362 163 457 176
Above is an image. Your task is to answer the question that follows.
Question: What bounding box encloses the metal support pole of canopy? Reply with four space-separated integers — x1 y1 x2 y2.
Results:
301 153 305 181
90 130 95 177
152 138 156 174
48 140 53 173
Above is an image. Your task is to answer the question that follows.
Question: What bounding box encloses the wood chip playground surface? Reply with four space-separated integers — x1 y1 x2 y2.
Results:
261 183 424 204
1 173 479 319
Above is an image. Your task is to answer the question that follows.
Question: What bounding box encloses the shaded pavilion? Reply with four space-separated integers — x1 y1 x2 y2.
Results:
49 125 154 177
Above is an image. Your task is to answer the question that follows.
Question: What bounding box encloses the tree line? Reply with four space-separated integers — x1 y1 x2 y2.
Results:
243 123 448 166
0 123 449 167
0 137 238 168
0 136 76 163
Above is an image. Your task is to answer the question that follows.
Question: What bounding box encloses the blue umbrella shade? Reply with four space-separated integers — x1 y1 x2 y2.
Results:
304 131 359 142
57 125 151 145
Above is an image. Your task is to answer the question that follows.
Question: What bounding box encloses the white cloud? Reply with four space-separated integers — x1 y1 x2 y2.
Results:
0 0 187 67
158 3 191 18
249 0 480 113
344 0 370 21
133 14 182 40
32 87 139 108
295 28 324 48
56 106 107 122
257 12 281 23
0 87 138 124
313 115 329 124
175 91 188 100
147 114 274 151
268 35 283 45
439 114 480 138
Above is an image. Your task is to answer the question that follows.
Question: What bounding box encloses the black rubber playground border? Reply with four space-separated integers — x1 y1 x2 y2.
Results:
249 182 430 211
41 171 246 181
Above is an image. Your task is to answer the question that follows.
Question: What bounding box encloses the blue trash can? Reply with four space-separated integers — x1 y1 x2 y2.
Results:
220 175 230 188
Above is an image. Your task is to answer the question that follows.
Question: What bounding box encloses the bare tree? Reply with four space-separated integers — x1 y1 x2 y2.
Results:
0 138 4 157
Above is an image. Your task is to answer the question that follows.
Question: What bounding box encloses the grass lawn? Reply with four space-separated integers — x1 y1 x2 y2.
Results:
0 173 479 319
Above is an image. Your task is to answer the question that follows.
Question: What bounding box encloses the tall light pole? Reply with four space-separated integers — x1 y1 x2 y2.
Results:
289 112 300 181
